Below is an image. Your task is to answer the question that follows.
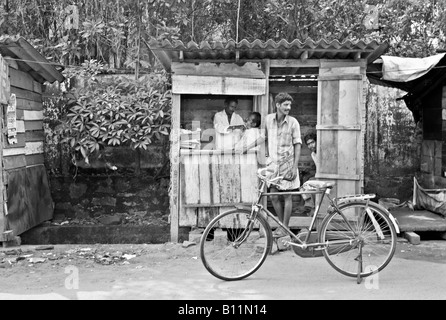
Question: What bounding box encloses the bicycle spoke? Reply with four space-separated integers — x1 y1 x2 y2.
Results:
200 209 272 281
320 201 396 278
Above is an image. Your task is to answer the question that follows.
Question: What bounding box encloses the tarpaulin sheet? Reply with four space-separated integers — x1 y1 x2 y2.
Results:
413 177 446 218
382 53 446 82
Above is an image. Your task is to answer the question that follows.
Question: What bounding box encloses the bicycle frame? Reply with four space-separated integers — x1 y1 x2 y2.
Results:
248 178 359 251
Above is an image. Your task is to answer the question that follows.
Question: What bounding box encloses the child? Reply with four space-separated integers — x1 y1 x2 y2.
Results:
301 130 318 215
233 112 263 153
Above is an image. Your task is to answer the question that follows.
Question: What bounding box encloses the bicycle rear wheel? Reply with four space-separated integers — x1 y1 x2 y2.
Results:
319 200 396 278
200 209 272 281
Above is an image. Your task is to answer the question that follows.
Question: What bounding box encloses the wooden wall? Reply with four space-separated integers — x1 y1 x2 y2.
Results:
316 62 367 212
1 64 54 237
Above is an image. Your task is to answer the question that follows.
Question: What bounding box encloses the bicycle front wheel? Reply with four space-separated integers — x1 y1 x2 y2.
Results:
319 200 397 278
200 209 272 281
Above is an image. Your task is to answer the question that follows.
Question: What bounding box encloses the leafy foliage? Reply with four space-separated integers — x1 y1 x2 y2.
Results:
2 0 446 67
59 60 171 162
2 0 446 164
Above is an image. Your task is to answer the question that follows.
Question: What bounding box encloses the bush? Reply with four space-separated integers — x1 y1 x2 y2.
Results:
59 60 171 164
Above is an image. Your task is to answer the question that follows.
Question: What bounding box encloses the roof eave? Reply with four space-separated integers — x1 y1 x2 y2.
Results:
0 37 65 84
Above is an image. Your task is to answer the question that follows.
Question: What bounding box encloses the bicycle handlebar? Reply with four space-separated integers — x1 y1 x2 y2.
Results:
257 168 283 183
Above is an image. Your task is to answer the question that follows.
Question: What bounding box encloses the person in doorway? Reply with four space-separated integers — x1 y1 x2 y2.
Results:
213 97 245 150
301 130 318 216
264 92 302 238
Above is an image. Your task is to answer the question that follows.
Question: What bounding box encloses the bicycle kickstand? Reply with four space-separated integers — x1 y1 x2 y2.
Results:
355 243 363 285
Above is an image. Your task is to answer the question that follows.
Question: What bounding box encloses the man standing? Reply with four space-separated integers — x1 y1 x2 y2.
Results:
213 97 245 150
264 92 302 237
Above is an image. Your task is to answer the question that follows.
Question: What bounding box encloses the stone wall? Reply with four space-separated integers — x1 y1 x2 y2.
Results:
49 172 170 229
364 83 422 201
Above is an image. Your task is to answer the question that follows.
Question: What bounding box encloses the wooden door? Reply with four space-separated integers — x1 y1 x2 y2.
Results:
316 63 366 210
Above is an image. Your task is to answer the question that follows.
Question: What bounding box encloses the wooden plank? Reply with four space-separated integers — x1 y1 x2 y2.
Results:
338 131 358 177
197 207 219 228
338 80 358 125
0 56 10 104
9 68 34 92
318 130 338 175
199 152 211 204
319 80 339 125
172 75 266 95
211 152 221 204
219 153 241 203
16 108 24 120
240 153 259 203
319 65 361 75
3 132 25 148
3 147 26 157
26 154 45 166
10 86 42 102
180 207 197 227
318 59 367 68
183 202 251 208
16 98 43 111
5 165 54 236
25 130 44 142
269 85 318 94
3 154 26 170
0 100 4 233
183 153 200 204
319 74 362 81
33 81 42 94
24 110 44 120
172 62 266 79
170 94 181 242
25 141 44 155
24 120 43 131
270 59 320 68
336 180 358 197
16 120 25 133
4 56 18 70
316 125 360 131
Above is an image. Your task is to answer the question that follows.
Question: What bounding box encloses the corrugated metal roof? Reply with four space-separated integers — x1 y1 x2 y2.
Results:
0 36 64 84
148 38 389 71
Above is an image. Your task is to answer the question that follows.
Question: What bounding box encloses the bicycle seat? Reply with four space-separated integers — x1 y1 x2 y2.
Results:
302 180 336 190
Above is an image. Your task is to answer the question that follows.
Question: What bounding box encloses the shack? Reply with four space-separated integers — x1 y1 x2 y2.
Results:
149 38 388 242
0 36 64 243
367 52 446 239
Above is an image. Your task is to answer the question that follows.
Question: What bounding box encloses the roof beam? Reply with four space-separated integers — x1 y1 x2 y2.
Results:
270 59 320 68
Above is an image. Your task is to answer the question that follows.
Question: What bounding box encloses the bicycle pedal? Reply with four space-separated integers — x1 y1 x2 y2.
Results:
276 236 291 251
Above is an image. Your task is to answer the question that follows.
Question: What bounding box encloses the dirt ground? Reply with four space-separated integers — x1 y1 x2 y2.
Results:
0 236 445 299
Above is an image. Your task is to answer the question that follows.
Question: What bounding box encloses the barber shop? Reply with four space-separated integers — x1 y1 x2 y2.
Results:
148 38 388 242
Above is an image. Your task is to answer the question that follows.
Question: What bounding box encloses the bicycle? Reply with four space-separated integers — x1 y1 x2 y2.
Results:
199 168 399 284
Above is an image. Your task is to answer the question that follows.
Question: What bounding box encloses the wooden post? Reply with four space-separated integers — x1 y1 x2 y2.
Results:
0 60 6 238
0 101 4 237
260 59 270 210
170 94 181 242
316 62 366 213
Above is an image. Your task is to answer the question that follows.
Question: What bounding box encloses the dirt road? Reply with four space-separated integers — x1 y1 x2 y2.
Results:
0 238 445 300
